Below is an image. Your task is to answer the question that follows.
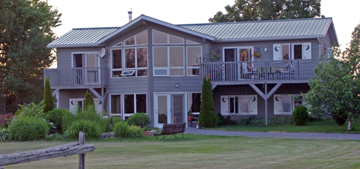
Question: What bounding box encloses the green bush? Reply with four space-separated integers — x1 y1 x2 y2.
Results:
268 117 293 125
126 113 151 128
217 114 237 126
199 77 218 128
43 76 54 114
84 90 94 110
62 110 76 133
332 110 348 126
113 121 130 138
0 128 9 141
8 116 49 141
15 101 45 118
128 125 143 137
239 117 265 126
292 105 309 126
46 108 70 133
65 120 101 139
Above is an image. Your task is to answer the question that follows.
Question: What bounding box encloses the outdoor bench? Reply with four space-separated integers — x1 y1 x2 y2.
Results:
154 122 186 140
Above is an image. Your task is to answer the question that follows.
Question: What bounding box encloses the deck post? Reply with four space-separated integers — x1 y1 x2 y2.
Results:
79 131 85 169
265 82 268 126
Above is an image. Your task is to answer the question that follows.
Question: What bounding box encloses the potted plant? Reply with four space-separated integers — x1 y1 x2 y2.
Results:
187 109 193 122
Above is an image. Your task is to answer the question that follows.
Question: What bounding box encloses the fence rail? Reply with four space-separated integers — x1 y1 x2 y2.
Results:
44 67 108 87
200 59 326 82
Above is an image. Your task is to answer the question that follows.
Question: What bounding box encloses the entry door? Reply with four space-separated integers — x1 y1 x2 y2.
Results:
85 54 100 84
154 94 171 128
154 94 185 128
73 54 84 85
224 49 238 81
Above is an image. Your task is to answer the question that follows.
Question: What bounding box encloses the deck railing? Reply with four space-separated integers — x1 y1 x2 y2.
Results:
44 67 108 87
200 59 326 82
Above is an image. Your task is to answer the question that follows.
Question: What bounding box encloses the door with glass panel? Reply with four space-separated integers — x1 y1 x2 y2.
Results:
72 53 100 85
154 94 171 128
171 94 184 124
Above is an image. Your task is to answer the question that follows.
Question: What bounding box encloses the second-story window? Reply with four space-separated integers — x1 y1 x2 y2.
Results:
111 30 148 78
153 46 184 76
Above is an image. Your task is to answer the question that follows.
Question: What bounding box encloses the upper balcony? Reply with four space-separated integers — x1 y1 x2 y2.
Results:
44 67 108 89
200 59 325 85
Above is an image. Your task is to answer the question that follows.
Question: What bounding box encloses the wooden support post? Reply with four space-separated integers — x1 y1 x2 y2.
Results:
79 131 85 169
265 82 268 126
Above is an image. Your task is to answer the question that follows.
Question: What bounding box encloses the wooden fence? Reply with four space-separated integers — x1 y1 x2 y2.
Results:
0 132 96 169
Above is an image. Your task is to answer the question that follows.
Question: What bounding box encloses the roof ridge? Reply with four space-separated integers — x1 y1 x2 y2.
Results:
177 17 333 26
72 27 121 30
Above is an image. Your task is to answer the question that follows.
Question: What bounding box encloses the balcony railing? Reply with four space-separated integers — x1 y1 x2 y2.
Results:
200 59 326 82
44 67 108 87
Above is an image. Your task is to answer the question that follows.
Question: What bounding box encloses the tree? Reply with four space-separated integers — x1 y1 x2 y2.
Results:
43 76 54 114
0 0 61 107
84 90 94 110
304 24 360 130
209 0 321 22
199 77 218 128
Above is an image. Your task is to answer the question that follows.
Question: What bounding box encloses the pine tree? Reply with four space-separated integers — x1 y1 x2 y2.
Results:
84 90 94 110
199 77 218 128
43 76 54 114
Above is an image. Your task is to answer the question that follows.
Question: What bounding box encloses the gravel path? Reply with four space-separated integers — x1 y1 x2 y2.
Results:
184 128 360 140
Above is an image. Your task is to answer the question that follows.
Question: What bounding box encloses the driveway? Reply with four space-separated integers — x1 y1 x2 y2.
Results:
185 128 360 140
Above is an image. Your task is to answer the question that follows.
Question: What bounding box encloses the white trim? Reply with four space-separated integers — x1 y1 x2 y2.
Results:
222 46 255 62
220 95 258 115
110 47 148 78
123 93 148 120
109 93 122 117
71 51 100 68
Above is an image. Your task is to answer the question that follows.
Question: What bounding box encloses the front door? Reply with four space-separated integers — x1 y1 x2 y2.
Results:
154 93 185 128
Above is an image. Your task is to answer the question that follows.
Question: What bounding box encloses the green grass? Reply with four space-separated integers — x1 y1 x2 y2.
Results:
213 120 360 133
1 134 360 169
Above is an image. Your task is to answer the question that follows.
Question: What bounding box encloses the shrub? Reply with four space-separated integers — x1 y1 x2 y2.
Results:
126 113 151 128
46 109 70 133
128 125 143 137
0 128 9 141
217 114 237 126
0 113 13 128
239 116 265 126
65 120 101 139
292 105 309 126
199 77 218 128
84 90 94 110
8 116 49 141
71 106 108 133
16 101 45 118
268 117 293 125
332 110 348 126
113 121 130 138
43 76 54 114
62 110 76 133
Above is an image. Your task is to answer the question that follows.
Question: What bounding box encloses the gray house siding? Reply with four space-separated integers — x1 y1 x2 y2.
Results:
56 47 105 69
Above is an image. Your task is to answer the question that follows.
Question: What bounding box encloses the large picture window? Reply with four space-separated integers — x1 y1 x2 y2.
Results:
152 29 184 44
111 47 147 77
153 46 184 76
110 94 147 120
124 30 148 46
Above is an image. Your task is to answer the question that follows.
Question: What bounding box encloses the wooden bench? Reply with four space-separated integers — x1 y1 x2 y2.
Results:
154 122 186 140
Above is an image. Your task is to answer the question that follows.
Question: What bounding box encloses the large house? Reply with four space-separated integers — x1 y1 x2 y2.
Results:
45 14 338 127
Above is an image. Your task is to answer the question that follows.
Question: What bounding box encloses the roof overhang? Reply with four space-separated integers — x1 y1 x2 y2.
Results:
47 43 102 48
97 15 215 45
215 36 322 42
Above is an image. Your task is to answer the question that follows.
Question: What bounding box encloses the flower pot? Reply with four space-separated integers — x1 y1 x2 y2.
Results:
188 116 193 122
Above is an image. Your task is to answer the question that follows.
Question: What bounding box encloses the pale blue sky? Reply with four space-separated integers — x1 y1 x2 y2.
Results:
48 0 360 50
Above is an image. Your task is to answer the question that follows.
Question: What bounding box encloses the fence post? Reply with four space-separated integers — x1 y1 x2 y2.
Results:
79 131 85 169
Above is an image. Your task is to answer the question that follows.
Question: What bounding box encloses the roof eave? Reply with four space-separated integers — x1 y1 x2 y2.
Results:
215 36 324 42
97 15 215 45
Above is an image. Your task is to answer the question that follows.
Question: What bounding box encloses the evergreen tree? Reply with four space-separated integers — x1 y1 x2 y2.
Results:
199 77 218 128
43 76 54 113
0 0 61 105
84 90 94 110
209 0 321 22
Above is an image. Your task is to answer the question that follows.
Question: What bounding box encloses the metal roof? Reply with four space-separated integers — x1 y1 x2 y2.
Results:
48 16 336 48
178 18 333 42
47 27 120 48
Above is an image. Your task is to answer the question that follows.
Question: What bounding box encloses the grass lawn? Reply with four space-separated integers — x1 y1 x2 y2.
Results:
213 120 360 134
1 134 360 169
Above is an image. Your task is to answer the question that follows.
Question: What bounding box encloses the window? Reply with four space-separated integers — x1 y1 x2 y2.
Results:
187 46 201 76
152 29 184 44
124 30 148 46
273 44 290 60
186 39 200 44
153 46 184 76
111 95 121 115
189 93 201 115
220 95 257 115
274 94 303 115
111 47 148 77
292 43 311 59
123 94 147 119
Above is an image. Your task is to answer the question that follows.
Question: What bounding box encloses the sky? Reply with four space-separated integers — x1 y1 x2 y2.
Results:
48 0 360 53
